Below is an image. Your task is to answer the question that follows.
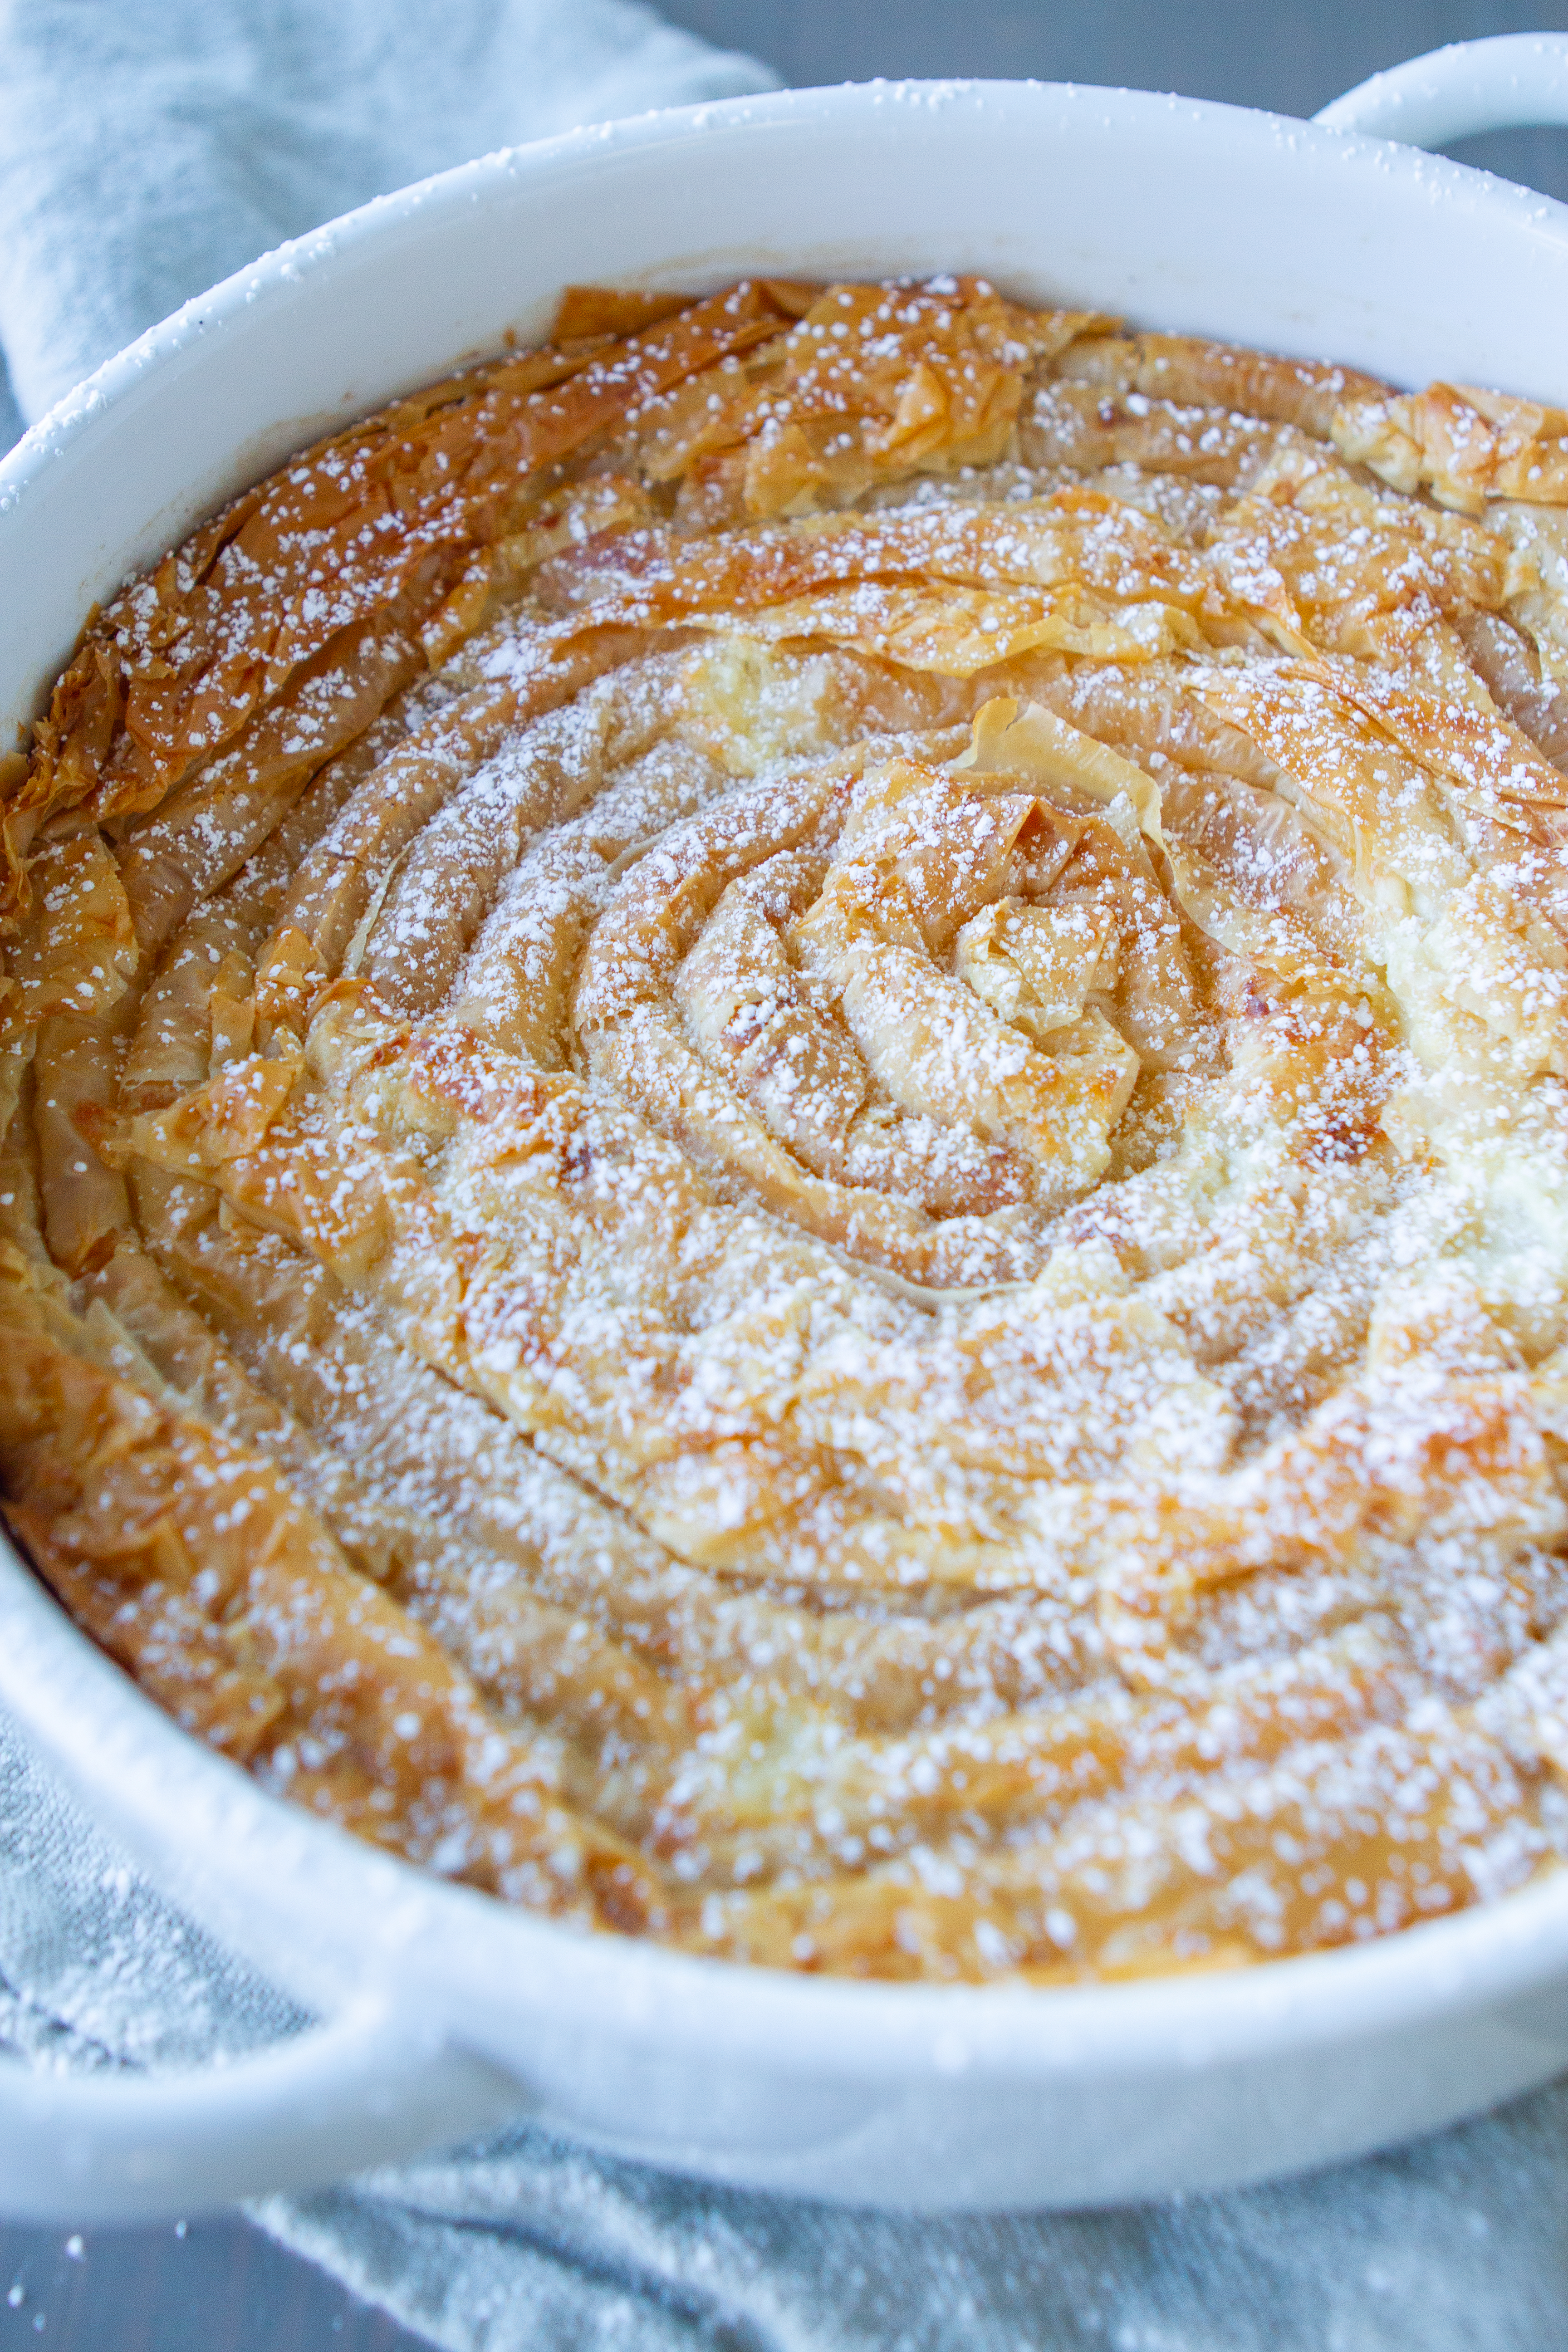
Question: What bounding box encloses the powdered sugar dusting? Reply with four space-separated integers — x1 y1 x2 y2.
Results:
6 278 1568 1983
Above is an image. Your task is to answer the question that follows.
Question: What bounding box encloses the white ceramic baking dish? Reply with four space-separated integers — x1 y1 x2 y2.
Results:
4 38 1568 2228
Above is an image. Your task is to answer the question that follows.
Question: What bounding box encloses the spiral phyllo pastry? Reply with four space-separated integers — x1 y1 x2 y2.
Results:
5 276 1568 1979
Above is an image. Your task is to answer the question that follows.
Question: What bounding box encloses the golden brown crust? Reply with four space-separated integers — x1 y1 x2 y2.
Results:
5 276 1568 1981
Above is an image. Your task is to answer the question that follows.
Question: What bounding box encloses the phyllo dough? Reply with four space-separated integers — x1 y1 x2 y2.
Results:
4 275 1568 1981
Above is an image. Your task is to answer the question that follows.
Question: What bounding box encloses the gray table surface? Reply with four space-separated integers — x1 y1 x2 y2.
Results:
5 1 1568 2342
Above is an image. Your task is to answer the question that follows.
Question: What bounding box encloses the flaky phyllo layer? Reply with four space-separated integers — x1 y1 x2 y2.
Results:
5 276 1568 1980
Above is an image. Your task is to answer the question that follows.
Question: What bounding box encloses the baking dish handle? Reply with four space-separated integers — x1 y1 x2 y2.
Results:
1314 33 1568 146
0 1996 530 2223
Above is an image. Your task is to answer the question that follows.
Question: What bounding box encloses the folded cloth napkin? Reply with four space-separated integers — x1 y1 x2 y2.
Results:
5 1708 1567 2352
2 4 1568 2346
